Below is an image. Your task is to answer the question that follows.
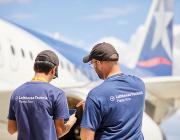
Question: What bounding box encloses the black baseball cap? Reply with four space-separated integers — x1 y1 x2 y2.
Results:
35 50 59 77
83 42 119 63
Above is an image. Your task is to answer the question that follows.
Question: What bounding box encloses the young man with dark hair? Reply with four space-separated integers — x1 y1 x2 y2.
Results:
79 42 145 140
7 50 77 140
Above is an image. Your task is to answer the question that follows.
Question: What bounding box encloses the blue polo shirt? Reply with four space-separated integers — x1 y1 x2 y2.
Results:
81 74 145 140
8 81 69 140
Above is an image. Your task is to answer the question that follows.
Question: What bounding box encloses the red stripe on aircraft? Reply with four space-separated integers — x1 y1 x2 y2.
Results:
138 57 172 67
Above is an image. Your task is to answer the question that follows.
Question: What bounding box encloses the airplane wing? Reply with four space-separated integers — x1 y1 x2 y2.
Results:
143 76 180 123
144 77 180 99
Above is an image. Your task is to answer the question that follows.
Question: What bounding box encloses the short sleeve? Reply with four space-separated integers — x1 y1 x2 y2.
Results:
80 96 102 131
7 95 16 120
53 92 69 120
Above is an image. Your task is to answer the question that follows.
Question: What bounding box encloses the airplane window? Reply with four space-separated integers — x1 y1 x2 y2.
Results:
10 46 15 55
82 69 87 76
29 51 33 60
67 64 71 71
21 49 25 58
60 61 64 69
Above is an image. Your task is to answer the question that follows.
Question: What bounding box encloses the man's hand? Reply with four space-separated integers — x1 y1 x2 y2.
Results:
66 114 77 126
76 100 85 110
55 114 77 138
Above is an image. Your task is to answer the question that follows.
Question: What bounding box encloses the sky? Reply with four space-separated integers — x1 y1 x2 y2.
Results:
0 0 180 49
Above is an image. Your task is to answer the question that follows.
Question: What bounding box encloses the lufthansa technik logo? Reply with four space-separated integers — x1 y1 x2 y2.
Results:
15 96 48 104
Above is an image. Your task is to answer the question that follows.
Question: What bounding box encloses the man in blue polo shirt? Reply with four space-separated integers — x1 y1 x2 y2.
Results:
79 42 145 140
7 50 77 140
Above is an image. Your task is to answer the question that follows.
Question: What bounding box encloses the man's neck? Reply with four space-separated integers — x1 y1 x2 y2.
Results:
32 73 50 82
106 65 121 79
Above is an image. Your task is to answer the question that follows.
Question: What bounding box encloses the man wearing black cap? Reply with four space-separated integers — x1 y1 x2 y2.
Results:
79 42 145 140
7 50 77 140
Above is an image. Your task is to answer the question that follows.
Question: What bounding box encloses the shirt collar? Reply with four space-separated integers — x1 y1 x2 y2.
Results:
32 76 48 82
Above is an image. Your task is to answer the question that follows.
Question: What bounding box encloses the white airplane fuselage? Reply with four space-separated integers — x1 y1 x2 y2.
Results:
0 18 165 140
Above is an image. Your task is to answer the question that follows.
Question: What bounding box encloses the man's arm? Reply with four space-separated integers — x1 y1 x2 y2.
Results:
77 100 95 140
79 96 102 140
8 120 17 135
55 114 77 138
80 128 95 140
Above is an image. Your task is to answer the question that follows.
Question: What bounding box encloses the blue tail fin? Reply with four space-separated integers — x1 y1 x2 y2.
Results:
136 0 173 76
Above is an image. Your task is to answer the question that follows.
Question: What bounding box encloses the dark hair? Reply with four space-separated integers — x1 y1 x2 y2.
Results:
34 61 55 75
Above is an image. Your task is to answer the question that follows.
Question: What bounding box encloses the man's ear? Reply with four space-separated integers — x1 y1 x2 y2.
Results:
52 66 56 75
49 66 56 76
